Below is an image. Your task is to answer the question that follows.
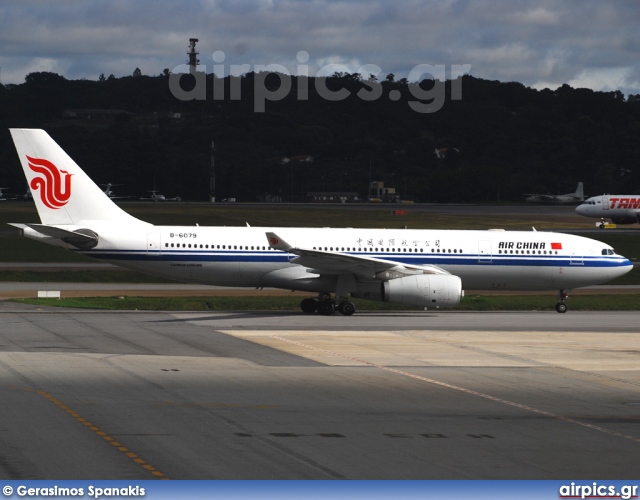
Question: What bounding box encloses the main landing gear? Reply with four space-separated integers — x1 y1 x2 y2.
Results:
300 294 356 316
555 289 570 313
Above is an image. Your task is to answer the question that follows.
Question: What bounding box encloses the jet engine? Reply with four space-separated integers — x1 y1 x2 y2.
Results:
381 274 462 308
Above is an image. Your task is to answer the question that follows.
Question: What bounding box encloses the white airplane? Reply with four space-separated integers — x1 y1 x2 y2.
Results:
0 187 17 201
100 183 134 200
9 129 633 314
140 190 181 202
16 184 33 201
576 195 640 225
525 182 584 204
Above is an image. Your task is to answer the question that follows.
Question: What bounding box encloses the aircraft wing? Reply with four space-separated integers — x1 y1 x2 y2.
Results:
266 231 450 279
9 223 98 249
527 194 555 200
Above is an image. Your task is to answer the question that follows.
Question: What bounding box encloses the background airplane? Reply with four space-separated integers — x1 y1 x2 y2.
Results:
525 182 584 204
100 183 135 200
139 189 181 202
16 184 34 201
8 129 633 314
576 195 640 225
0 187 17 201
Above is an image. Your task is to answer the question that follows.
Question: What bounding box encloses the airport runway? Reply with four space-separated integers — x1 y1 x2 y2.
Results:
1 302 639 480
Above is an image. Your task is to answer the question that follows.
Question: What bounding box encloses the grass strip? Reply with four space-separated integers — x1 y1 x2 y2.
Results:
0 270 176 283
12 294 640 311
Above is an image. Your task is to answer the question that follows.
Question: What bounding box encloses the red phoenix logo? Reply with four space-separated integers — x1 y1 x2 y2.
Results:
27 156 73 209
269 236 279 245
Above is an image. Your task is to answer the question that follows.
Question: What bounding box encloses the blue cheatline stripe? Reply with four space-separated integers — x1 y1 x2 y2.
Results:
79 249 630 269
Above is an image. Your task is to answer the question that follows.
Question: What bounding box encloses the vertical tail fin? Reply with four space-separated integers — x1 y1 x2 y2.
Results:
575 182 584 199
10 129 146 226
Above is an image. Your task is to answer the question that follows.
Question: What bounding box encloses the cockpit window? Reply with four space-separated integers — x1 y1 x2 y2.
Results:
601 249 615 255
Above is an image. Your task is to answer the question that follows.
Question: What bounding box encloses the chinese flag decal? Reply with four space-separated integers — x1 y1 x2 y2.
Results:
551 242 562 250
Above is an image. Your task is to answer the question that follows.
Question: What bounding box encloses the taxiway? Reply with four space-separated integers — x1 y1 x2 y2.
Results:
1 302 638 479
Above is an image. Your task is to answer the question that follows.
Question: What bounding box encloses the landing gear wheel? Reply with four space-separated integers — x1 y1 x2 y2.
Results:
555 302 568 313
338 301 356 316
300 298 317 314
556 289 570 313
317 299 335 316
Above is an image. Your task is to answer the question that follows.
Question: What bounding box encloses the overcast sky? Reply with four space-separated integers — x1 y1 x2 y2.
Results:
1 0 639 96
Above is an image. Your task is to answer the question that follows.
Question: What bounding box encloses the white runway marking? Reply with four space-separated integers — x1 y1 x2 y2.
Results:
268 334 640 445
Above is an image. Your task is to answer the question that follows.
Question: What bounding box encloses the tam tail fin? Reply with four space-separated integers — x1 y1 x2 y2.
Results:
10 128 146 226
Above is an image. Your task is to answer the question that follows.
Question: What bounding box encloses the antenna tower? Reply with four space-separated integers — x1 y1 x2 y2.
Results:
188 38 199 74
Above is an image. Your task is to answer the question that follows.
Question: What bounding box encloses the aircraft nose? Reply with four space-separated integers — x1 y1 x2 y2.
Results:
575 204 587 215
613 257 634 279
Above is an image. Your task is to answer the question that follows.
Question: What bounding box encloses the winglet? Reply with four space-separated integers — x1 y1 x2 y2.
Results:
265 232 292 250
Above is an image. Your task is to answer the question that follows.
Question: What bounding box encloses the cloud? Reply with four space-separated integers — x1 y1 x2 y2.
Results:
507 7 559 26
0 0 638 96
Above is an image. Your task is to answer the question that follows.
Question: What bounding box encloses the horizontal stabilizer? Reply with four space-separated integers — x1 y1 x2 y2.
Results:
10 223 98 249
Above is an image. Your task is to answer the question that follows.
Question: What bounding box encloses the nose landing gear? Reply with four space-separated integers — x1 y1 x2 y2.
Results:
555 289 570 313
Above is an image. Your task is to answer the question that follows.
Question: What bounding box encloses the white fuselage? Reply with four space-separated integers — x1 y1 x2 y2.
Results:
42 224 631 293
11 128 633 312
576 195 640 224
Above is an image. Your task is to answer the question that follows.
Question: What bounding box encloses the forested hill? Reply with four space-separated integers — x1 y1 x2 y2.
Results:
1 70 639 203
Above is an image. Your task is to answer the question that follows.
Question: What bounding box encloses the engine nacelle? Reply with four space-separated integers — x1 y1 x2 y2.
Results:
381 274 462 308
